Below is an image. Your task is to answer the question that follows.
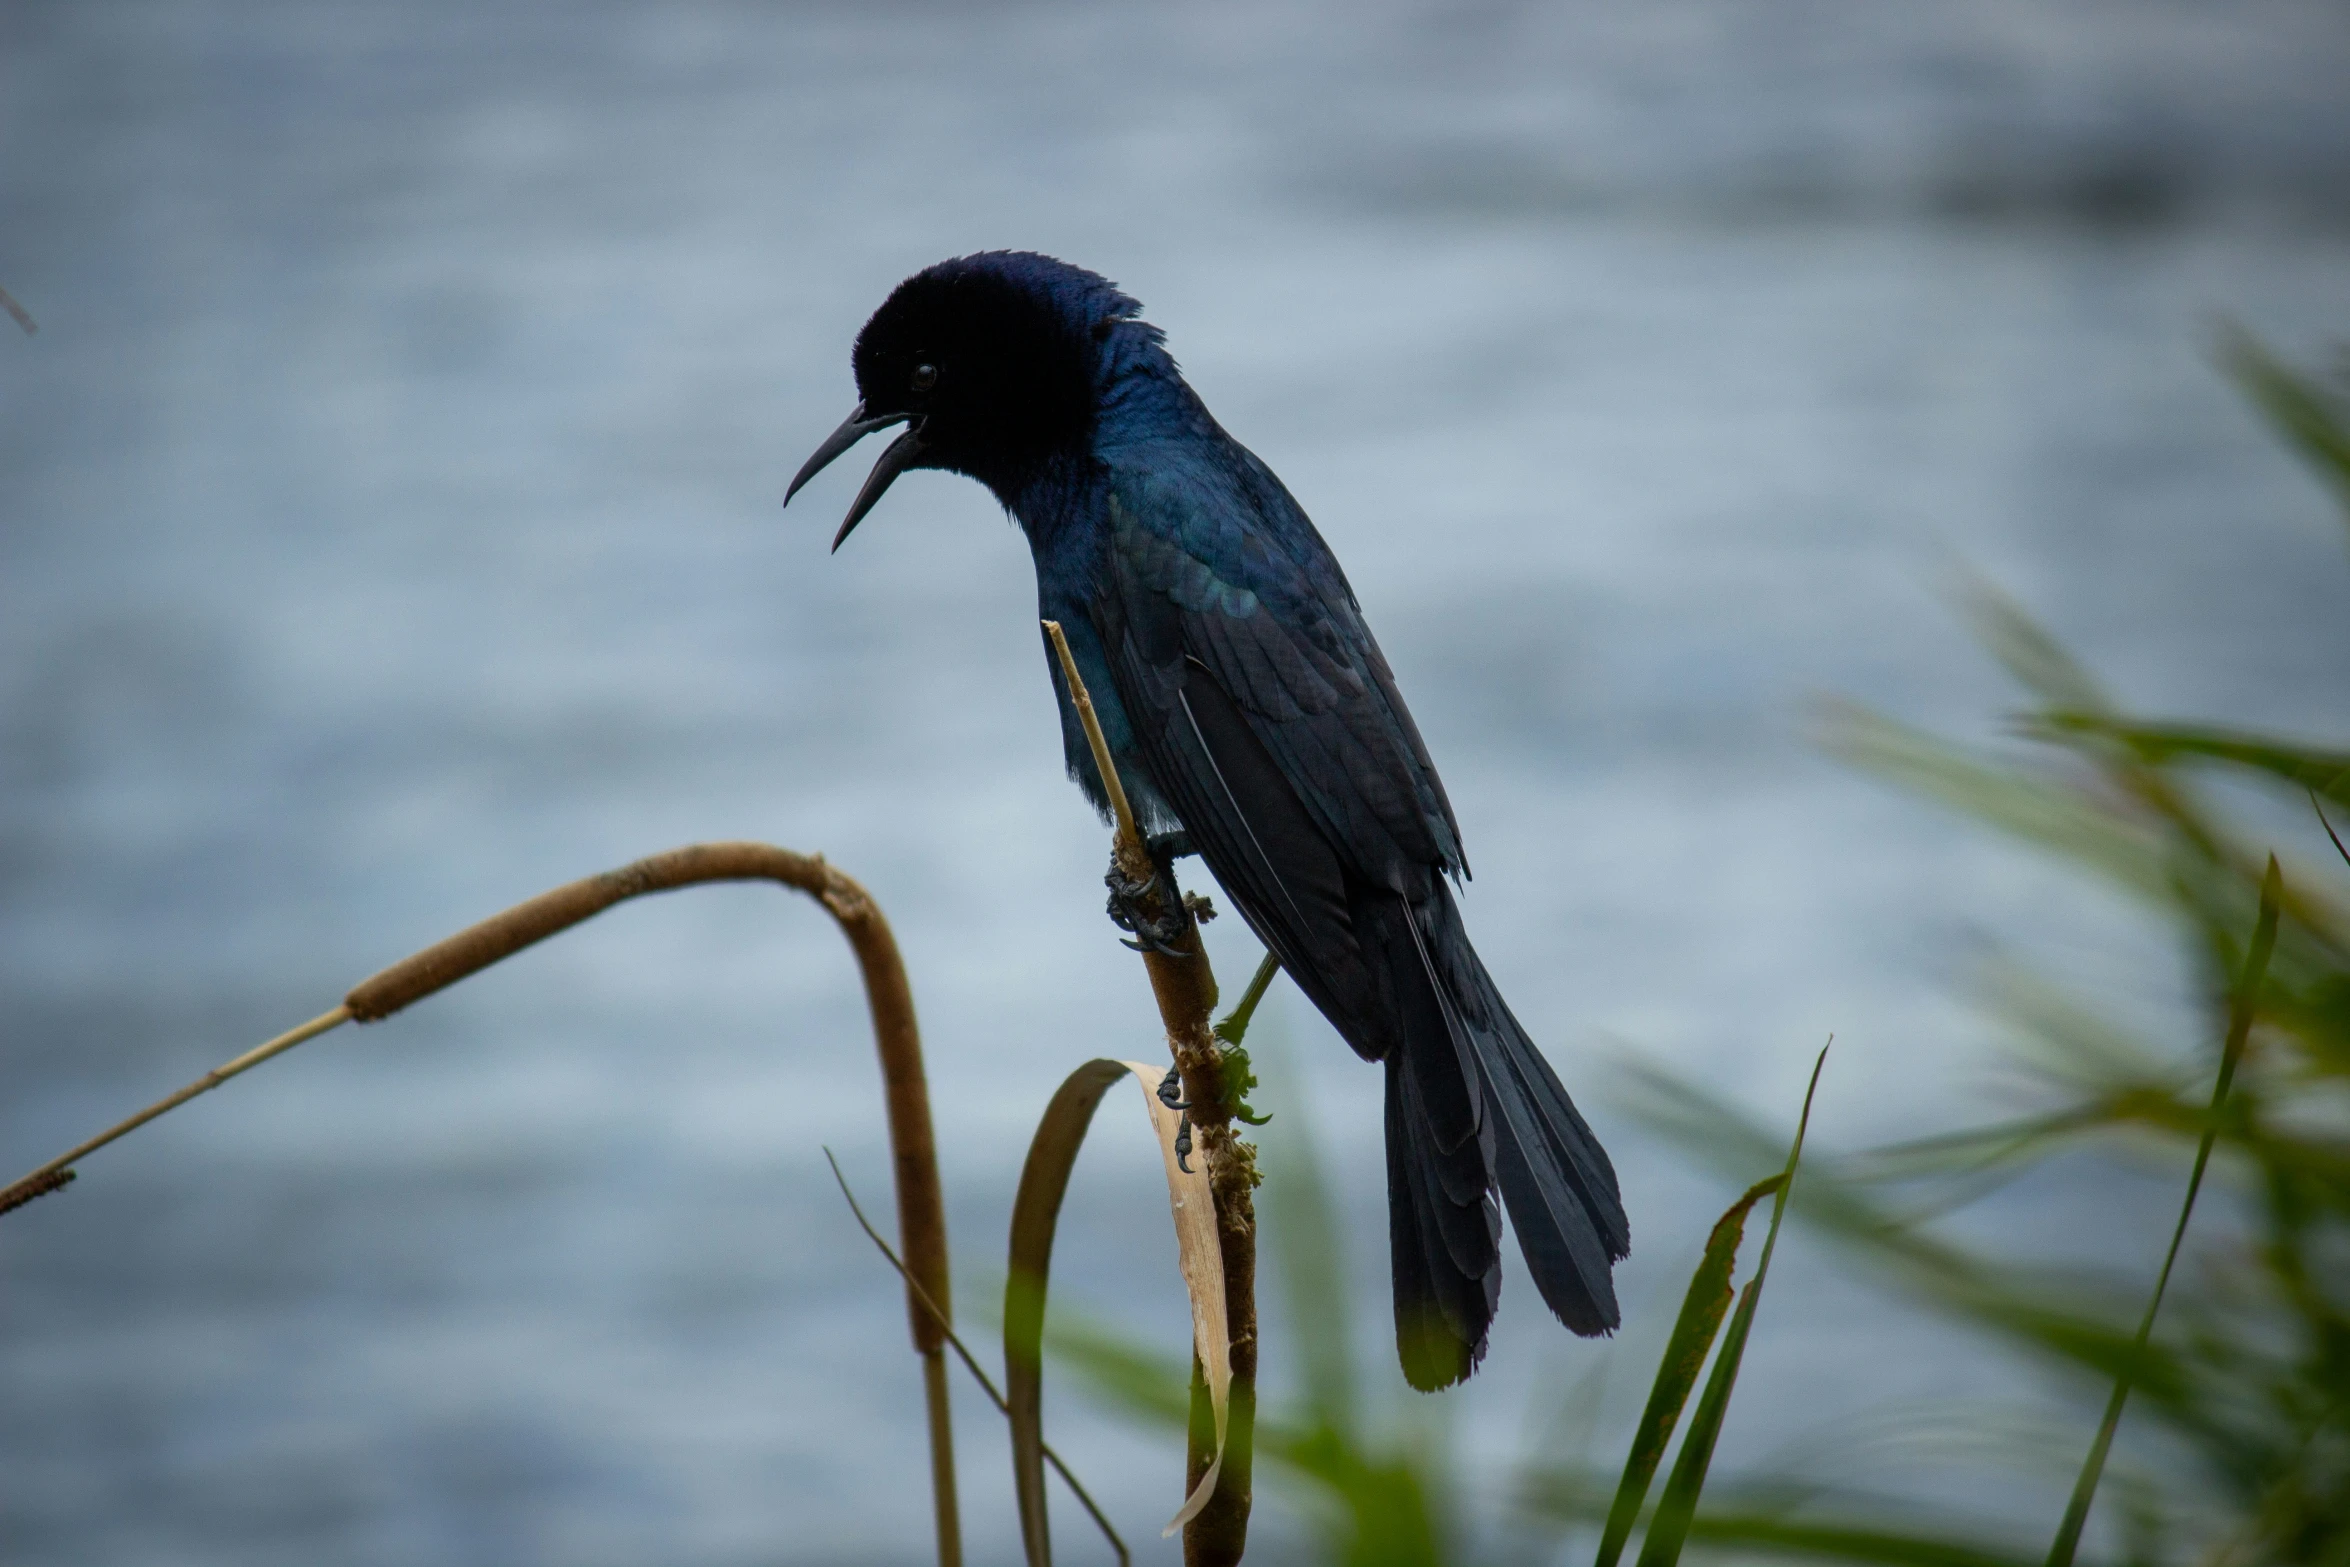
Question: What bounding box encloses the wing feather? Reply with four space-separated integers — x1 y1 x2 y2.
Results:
1103 462 1457 892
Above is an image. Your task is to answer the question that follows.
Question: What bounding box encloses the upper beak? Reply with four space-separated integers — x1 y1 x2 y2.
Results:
785 402 928 552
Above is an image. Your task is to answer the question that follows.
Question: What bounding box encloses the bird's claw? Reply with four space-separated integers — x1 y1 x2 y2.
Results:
1105 860 1190 955
1119 932 1189 955
1157 1065 1196 1169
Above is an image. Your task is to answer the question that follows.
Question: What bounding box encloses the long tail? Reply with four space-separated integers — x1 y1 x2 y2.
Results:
1369 882 1628 1389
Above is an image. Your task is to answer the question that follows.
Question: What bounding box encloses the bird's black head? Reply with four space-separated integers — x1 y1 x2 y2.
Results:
786 252 1150 549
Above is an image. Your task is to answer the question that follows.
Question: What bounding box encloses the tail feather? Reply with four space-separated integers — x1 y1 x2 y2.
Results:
1481 1042 1626 1334
1385 1051 1499 1389
1390 1038 1502 1280
1379 881 1628 1378
1483 1006 1630 1258
1382 903 1495 1205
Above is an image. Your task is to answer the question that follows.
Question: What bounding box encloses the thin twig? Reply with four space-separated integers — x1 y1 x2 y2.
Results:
0 282 34 336
1042 620 1144 853
0 1167 75 1217
825 1150 1130 1567
2046 859 2283 1565
1 1006 352 1213
2314 790 2350 871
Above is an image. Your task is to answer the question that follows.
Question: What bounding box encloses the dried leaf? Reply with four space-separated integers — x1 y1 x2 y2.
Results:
1006 1059 1232 1564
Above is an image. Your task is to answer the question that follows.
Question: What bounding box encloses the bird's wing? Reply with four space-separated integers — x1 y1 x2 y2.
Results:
1100 446 1627 1375
1098 447 1462 1044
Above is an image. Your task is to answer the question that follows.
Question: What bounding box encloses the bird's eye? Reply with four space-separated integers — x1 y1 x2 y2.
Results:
910 363 939 393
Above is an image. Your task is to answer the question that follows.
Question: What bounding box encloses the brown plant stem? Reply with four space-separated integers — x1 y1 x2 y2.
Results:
1043 621 1258 1567
0 1005 357 1212
0 841 963 1567
0 1005 354 1216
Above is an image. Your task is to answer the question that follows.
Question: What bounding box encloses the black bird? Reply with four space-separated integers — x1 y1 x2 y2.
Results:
787 252 1627 1388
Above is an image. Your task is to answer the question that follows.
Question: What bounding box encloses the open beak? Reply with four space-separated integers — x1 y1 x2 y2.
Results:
785 402 928 552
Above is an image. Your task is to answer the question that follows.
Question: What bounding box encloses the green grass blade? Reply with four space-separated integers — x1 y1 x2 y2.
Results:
1951 573 2111 718
1592 1173 1786 1567
1815 703 2170 903
1622 1062 2202 1423
2026 717 2350 809
1683 1511 2043 1567
1248 1017 1360 1433
1635 1042 1832 1567
1004 1058 1144 1567
2044 859 2283 1566
1048 1313 1198 1430
1522 1468 2050 1566
1636 1281 1763 1567
2221 323 2350 522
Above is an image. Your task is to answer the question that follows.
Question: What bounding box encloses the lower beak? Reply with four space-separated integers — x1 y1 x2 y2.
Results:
785 402 928 552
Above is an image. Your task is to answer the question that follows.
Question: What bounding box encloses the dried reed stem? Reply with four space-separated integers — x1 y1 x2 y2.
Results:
0 842 963 1567
0 1007 352 1215
1043 621 1258 1567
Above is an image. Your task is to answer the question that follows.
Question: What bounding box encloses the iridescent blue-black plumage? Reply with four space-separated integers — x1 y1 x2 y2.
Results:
789 250 1628 1387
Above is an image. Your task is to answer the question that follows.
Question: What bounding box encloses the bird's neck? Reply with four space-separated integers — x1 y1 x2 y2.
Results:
994 358 1206 553
992 447 1104 560
1096 348 1208 447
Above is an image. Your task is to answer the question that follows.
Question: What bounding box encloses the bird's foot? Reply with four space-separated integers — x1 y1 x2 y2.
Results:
1105 847 1191 956
1159 1065 1202 1171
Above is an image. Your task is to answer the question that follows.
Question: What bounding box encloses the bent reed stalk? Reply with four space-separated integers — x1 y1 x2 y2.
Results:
1044 619 1260 1567
0 841 965 1567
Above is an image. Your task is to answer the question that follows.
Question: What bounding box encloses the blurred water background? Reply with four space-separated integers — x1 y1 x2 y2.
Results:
3 2 2348 1562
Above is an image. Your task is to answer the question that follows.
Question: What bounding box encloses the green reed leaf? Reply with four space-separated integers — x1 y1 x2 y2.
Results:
1633 1041 1831 1567
2026 716 2350 809
1592 1173 1785 1567
1815 702 2169 902
2045 858 2284 1565
2222 324 2350 522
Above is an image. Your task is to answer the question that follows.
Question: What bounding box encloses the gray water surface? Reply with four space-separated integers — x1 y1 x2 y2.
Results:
4 3 2349 1562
